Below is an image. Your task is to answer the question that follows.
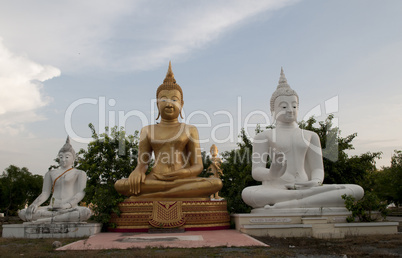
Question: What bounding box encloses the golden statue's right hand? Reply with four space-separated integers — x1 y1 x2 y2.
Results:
128 169 146 195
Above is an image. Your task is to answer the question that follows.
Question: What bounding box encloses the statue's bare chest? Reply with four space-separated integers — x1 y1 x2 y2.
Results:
149 125 189 150
51 169 77 186
268 129 311 155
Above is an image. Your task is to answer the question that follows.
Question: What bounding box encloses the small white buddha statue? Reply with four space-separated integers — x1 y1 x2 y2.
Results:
241 68 364 210
18 137 91 223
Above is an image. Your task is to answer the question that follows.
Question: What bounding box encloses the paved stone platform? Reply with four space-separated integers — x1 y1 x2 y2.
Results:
57 230 268 250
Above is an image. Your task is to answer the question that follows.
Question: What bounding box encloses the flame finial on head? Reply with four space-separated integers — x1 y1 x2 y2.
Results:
163 61 176 84
270 67 299 113
156 61 183 104
58 136 76 159
278 67 288 86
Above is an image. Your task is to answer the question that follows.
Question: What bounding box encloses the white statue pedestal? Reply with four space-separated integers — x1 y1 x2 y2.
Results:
2 222 102 238
232 208 398 239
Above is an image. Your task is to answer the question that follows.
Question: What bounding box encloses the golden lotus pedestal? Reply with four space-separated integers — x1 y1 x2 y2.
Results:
109 198 230 232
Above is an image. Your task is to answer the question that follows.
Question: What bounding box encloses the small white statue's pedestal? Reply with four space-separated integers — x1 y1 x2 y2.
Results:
232 208 398 239
2 222 102 238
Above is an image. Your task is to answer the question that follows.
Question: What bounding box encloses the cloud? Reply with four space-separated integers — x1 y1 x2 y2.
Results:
0 0 298 73
106 0 300 71
0 39 60 134
0 0 137 73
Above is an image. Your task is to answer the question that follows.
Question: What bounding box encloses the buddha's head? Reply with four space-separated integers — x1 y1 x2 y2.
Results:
58 136 76 169
156 62 184 120
210 144 218 158
270 68 299 123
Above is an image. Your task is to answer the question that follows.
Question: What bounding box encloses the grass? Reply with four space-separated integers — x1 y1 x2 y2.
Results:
1 234 402 257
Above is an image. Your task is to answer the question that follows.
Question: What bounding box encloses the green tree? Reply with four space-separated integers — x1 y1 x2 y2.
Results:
0 165 43 218
373 150 402 206
220 128 259 213
77 124 139 227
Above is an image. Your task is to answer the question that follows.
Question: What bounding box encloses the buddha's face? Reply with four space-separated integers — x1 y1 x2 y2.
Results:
157 89 182 120
273 95 298 124
58 151 74 169
210 146 218 157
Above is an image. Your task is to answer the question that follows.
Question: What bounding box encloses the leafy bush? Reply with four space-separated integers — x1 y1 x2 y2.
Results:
77 124 139 228
342 192 388 222
220 128 259 213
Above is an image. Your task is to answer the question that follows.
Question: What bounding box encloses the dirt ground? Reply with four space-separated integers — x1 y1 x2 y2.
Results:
1 216 402 257
256 234 402 257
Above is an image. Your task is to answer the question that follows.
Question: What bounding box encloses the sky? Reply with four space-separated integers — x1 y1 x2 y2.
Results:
0 0 401 176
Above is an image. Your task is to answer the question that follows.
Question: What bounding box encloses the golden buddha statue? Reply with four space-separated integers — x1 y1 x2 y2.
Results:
115 62 222 199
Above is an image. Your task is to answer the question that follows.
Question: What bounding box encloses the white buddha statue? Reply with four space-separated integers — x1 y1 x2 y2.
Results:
241 68 364 210
18 137 91 223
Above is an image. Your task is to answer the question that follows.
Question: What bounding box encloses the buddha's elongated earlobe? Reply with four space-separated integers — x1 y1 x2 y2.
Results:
156 110 160 120
179 101 184 119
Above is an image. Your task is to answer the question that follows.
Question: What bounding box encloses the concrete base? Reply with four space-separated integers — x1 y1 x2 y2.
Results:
2 222 102 238
232 208 398 239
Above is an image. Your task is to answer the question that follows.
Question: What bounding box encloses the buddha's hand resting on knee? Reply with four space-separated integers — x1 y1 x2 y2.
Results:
129 169 146 195
25 204 38 221
269 152 287 179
